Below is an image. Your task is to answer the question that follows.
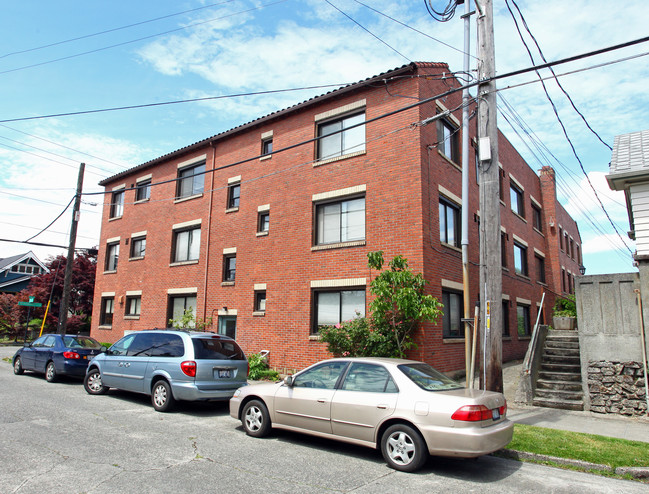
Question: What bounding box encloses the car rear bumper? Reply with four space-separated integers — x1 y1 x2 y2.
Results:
419 419 514 458
171 381 247 402
58 360 90 377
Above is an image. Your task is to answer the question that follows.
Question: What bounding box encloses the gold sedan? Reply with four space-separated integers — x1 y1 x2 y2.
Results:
230 357 513 472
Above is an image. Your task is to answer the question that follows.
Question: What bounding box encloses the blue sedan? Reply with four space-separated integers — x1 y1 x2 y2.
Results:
13 334 105 382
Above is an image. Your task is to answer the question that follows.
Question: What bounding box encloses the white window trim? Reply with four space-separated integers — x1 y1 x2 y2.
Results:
502 294 510 301
435 101 461 127
314 99 366 122
530 195 542 209
111 184 126 192
516 297 532 305
177 154 207 170
131 231 147 238
441 279 463 291
223 247 237 255
438 185 462 206
310 278 366 288
509 173 524 191
228 175 241 185
312 184 366 202
125 290 142 296
167 287 198 295
101 292 116 297
136 174 152 183
261 130 273 139
257 204 270 212
512 234 528 247
172 219 201 230
218 309 238 316
534 248 545 258
106 236 120 244
254 283 267 290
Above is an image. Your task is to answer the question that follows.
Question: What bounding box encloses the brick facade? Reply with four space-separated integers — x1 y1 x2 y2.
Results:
91 62 583 374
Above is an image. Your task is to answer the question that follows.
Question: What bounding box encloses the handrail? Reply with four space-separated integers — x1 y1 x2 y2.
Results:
522 292 546 375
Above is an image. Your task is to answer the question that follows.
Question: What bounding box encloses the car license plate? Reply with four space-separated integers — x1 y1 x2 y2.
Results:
492 408 500 420
218 369 231 378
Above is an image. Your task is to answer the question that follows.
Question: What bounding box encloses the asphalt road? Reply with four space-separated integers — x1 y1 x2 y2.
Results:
1 346 646 494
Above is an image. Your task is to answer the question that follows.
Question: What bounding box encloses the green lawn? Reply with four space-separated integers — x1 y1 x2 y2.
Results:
508 424 649 469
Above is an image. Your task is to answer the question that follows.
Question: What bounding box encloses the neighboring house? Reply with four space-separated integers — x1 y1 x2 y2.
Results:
91 62 583 374
0 251 49 293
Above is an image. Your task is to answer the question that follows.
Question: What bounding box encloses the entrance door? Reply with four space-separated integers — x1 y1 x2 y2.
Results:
218 315 237 339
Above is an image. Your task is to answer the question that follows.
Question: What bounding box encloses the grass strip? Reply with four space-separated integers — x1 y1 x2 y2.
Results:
508 424 649 469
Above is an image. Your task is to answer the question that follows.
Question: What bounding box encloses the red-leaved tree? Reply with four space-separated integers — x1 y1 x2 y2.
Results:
0 292 24 338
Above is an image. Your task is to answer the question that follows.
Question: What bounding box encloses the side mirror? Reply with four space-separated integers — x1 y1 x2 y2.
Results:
23 341 31 348
284 375 294 387
100 347 107 353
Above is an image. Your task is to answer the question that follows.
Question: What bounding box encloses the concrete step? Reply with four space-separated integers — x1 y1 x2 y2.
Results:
540 362 582 373
536 379 583 392
538 370 582 382
534 388 583 401
532 396 584 411
545 340 580 350
544 347 580 357
546 330 579 339
542 354 581 365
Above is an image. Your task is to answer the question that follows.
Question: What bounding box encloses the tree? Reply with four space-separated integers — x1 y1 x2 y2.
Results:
26 249 97 334
0 292 24 339
319 251 443 359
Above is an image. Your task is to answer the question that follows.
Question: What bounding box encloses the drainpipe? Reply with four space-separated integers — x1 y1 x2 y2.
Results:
634 289 649 417
202 142 217 327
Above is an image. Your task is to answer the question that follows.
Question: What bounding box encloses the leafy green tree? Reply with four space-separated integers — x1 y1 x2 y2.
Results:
168 308 212 331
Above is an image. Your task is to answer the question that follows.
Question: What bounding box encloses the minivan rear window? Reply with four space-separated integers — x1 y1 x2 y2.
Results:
192 338 245 360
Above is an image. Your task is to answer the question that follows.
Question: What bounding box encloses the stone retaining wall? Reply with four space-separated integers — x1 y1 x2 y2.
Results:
588 360 647 416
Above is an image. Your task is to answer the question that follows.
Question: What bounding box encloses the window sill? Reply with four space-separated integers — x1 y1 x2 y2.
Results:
97 325 112 330
518 335 531 341
443 338 465 344
256 231 269 237
103 270 117 275
174 193 203 204
108 216 122 222
221 281 235 287
252 311 265 317
512 211 528 223
441 242 462 253
124 316 140 320
129 256 144 262
314 150 366 167
500 199 506 207
260 154 272 161
308 334 322 341
311 240 365 251
515 273 531 282
438 151 461 171
169 260 199 267
502 336 512 341
533 227 544 236
536 281 548 287
225 207 239 214
134 198 150 204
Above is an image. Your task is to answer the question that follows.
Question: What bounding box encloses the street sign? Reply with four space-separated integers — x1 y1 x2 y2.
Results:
18 301 42 308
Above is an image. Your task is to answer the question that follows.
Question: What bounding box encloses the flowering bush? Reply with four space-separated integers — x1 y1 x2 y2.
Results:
318 316 375 358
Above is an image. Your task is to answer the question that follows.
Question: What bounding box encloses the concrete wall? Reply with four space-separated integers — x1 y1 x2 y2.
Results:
575 272 648 414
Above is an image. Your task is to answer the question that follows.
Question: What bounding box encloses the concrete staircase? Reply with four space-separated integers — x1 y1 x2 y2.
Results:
532 330 584 410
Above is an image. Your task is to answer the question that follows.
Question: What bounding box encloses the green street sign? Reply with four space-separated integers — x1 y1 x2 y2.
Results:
18 301 42 308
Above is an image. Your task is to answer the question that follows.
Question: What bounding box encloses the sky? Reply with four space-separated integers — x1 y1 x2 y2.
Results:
0 0 647 275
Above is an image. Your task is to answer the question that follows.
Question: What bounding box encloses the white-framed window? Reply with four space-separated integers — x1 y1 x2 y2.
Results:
172 227 200 263
100 297 114 326
514 241 528 276
125 296 141 317
317 112 365 160
254 290 266 312
110 190 124 218
105 242 119 271
437 117 459 163
168 294 197 328
315 196 365 245
439 197 460 247
136 179 151 202
177 162 205 198
223 254 236 282
510 183 525 217
312 288 365 334
130 236 146 258
442 289 463 338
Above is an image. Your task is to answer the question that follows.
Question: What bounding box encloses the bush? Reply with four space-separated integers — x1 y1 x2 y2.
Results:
553 295 577 318
318 316 377 357
247 353 279 381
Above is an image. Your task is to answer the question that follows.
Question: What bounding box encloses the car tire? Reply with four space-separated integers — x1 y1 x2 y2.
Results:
242 399 271 438
380 424 428 472
45 361 57 382
13 356 24 375
151 380 175 412
84 368 109 395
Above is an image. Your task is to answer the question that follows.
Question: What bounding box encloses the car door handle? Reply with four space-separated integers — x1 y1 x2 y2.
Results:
317 398 326 403
377 404 388 409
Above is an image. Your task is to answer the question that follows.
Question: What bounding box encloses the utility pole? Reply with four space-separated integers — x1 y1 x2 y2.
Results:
58 162 85 335
476 0 503 392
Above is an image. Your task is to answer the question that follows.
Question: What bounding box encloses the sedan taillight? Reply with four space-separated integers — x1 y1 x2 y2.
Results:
63 351 80 359
451 405 492 422
181 360 197 377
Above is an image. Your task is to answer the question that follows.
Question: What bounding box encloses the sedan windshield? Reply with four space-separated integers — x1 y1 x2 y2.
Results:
398 363 463 391
63 336 102 349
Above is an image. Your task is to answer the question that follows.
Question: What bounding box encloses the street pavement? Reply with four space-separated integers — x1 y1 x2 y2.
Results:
1 345 647 493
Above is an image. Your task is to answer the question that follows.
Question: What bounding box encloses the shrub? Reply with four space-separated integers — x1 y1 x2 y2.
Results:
247 353 279 381
553 295 577 318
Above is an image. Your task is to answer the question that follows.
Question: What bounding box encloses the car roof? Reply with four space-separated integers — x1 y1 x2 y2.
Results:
325 357 422 366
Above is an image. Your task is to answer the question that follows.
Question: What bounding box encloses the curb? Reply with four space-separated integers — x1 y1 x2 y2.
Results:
496 449 649 480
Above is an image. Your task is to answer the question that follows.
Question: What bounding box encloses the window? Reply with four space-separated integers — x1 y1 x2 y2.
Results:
136 179 151 202
499 169 505 201
254 290 266 312
437 117 459 163
517 304 531 336
172 227 200 263
317 112 365 160
501 232 508 268
258 211 269 233
439 198 460 247
442 290 463 338
559 228 564 250
341 362 398 393
110 190 124 218
227 183 240 209
223 254 236 282
535 254 546 284
293 361 348 389
510 183 524 217
315 197 365 245
125 296 141 317
105 242 119 271
502 301 510 337
532 203 542 231
313 289 365 333
513 242 528 276
168 295 197 327
570 238 575 259
100 297 114 327
177 162 205 198
576 244 581 264
130 236 146 258
562 268 567 292
262 138 273 156
218 315 237 339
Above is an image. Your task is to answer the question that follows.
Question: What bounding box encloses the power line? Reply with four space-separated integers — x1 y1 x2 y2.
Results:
24 196 75 242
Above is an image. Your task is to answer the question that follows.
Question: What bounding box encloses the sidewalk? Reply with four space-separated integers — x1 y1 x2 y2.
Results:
503 360 649 444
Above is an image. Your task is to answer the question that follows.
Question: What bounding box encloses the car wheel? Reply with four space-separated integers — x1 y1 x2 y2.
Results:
151 380 175 412
45 361 57 382
84 368 109 395
13 356 24 375
242 399 271 438
381 424 428 472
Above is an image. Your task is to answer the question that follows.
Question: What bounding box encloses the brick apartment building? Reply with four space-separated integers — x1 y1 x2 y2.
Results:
90 62 582 374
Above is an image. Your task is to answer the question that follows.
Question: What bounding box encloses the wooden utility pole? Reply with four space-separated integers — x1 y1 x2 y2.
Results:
476 0 503 392
58 162 85 334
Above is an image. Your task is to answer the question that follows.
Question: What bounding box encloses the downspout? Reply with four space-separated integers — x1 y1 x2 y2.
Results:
634 289 649 417
202 142 217 327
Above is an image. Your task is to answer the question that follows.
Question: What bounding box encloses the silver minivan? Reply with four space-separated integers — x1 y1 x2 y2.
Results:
84 329 248 412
